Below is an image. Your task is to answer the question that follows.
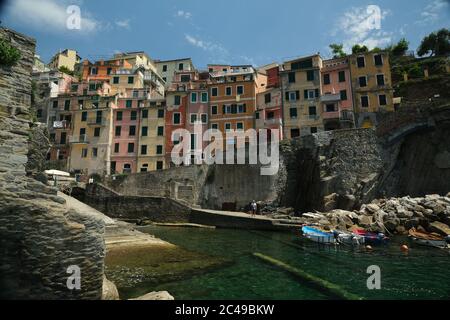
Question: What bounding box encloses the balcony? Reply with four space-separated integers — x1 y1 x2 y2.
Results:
69 135 89 144
53 121 71 129
87 118 107 126
320 93 341 103
265 118 283 126
340 110 354 122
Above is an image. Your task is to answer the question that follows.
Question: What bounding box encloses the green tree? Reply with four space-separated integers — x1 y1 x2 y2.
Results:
417 28 450 57
391 38 409 56
58 65 74 76
329 43 346 58
0 39 21 66
352 44 369 54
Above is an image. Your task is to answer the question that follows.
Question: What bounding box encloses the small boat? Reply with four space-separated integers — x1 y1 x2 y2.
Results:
408 228 450 249
333 230 365 245
301 226 337 244
354 229 389 245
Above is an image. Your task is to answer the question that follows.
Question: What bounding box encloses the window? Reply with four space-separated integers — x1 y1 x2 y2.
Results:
126 100 132 108
113 77 119 84
288 72 296 83
52 100 58 108
111 161 117 173
191 92 197 103
357 56 365 68
115 126 121 137
374 54 383 66
267 111 275 119
340 90 348 101
90 68 97 75
201 114 207 123
225 123 231 131
127 76 134 84
174 95 181 106
211 123 218 130
305 90 315 100
309 106 317 118
132 90 139 98
123 164 131 173
288 91 299 101
162 77 167 82
237 85 244 95
190 114 198 124
310 127 318 134
291 59 312 70
64 100 70 110
114 143 119 153
290 107 297 119
211 87 218 97
359 76 367 87
116 111 123 121
338 71 346 82
173 113 181 124
81 148 88 158
81 112 87 121
128 143 135 153
157 161 164 170
158 109 164 118
141 126 148 136
107 68 112 75
89 83 96 91
71 84 78 92
201 92 208 102
92 148 98 158
361 95 369 108
236 122 244 131
142 109 148 118
291 128 300 138
156 145 163 155
225 87 232 96
178 63 184 71
238 104 246 113
181 75 190 82
211 105 218 115
323 74 330 85
377 74 385 86
141 145 147 155
162 65 167 72
265 93 271 103
94 127 101 137
129 111 137 121
379 94 387 106
129 125 136 136
79 128 86 137
326 104 336 112
157 126 164 136
306 70 315 81
141 164 148 173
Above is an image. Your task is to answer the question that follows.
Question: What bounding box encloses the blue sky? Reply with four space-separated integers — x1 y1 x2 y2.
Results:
1 0 449 68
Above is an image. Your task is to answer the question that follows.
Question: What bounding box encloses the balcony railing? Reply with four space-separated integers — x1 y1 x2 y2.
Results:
87 118 107 126
69 135 89 144
265 118 283 126
53 121 71 129
320 93 341 103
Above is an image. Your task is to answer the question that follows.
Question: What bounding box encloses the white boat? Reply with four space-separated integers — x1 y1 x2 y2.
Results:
301 226 337 244
334 231 365 245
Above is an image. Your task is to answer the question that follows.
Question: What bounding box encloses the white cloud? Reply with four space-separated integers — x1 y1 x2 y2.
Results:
185 34 228 54
115 19 131 29
5 0 99 34
176 10 192 19
334 5 392 52
417 0 449 24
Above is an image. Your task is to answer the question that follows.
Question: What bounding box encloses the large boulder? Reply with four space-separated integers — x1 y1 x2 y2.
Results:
130 291 175 300
102 276 119 300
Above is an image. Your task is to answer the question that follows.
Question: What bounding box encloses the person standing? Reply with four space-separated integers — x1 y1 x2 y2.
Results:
251 200 257 217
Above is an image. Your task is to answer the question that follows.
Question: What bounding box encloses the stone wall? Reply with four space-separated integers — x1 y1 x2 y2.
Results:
0 28 105 299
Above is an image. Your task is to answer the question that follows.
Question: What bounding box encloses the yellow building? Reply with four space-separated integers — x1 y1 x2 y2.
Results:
348 51 394 128
280 54 324 138
68 83 116 176
49 49 81 72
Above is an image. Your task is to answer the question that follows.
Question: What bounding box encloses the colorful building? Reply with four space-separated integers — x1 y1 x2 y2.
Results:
208 65 267 147
320 57 355 130
280 54 323 139
348 51 394 128
155 58 194 88
255 64 283 140
48 49 81 72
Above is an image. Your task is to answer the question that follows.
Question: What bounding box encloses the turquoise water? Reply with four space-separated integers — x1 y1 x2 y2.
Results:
132 226 450 300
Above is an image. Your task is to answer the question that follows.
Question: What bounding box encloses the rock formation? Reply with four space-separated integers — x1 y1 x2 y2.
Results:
0 27 105 299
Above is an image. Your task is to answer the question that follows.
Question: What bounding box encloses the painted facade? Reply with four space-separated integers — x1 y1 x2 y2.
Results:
155 58 194 88
48 49 81 72
320 57 355 130
348 51 394 128
281 54 324 139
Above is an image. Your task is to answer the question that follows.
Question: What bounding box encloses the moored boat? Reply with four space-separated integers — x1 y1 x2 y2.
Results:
333 230 365 245
353 229 389 245
408 228 450 249
301 226 337 244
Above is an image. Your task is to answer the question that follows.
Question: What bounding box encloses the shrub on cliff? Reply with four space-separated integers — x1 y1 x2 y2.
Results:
0 39 21 66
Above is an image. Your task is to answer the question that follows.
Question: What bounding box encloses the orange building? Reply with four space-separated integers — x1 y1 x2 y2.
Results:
208 65 267 147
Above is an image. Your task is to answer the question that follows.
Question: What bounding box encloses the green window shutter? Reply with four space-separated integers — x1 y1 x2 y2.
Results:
296 91 300 100
304 90 308 99
315 89 320 98
285 92 290 101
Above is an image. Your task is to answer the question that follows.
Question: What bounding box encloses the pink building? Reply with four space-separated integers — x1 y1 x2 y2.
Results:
110 88 143 174
320 57 355 130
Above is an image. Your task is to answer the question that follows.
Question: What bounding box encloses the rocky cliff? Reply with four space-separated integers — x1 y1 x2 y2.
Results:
0 28 105 299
